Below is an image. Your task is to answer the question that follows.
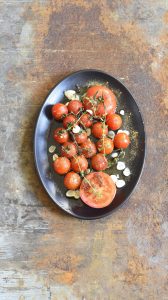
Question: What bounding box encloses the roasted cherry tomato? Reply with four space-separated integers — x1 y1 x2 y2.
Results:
80 172 116 208
71 155 88 173
53 128 69 144
73 131 87 144
61 142 77 158
63 114 77 129
114 132 130 149
64 171 82 190
91 122 108 139
79 113 93 128
53 157 71 174
83 85 117 116
106 113 122 130
52 103 68 120
91 153 108 171
96 137 114 154
68 100 83 114
80 139 97 158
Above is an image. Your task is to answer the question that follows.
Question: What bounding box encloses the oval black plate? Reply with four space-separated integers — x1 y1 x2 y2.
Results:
34 69 145 219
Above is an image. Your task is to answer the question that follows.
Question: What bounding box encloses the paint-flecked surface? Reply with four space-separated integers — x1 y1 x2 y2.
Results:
0 1 168 299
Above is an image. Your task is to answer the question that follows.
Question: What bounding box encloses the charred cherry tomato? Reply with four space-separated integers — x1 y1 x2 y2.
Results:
73 131 87 144
91 153 108 171
79 113 93 128
83 85 116 116
114 132 130 149
64 171 82 190
80 139 97 158
96 137 114 154
80 172 116 208
53 157 71 174
53 128 69 144
71 155 88 173
91 122 108 139
106 113 122 130
68 100 83 114
52 103 68 120
61 142 77 158
63 114 77 129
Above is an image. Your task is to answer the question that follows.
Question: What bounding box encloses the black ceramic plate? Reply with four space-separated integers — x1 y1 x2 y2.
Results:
34 70 145 219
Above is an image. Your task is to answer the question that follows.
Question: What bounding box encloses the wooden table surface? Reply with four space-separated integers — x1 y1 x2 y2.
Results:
0 1 168 299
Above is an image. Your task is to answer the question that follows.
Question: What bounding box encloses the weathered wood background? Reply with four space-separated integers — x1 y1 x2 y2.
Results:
0 0 168 299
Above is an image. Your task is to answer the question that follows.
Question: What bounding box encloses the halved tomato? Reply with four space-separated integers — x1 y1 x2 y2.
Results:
83 85 117 116
80 172 116 208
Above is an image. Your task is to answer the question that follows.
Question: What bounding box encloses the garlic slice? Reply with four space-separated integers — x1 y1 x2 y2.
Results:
72 125 81 133
116 180 125 188
117 161 125 170
123 167 131 177
66 190 75 197
49 145 56 153
64 90 79 100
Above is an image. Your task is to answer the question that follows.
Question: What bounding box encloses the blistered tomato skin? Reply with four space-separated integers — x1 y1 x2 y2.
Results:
53 157 71 174
64 172 81 190
83 85 117 116
61 142 77 158
68 100 83 114
53 128 69 144
63 114 77 129
80 139 97 158
91 122 108 139
96 137 114 154
114 132 130 149
52 103 68 120
73 131 87 144
106 113 122 130
80 172 116 208
79 113 93 128
91 153 108 171
71 155 88 173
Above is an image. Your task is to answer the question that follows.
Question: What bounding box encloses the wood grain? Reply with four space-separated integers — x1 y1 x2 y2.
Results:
0 0 168 299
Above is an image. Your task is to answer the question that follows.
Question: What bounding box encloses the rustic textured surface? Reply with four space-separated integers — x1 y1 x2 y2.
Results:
0 1 168 299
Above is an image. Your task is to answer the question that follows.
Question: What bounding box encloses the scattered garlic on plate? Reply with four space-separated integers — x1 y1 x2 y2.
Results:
49 145 56 153
86 109 93 115
123 167 131 177
116 180 126 188
66 190 75 197
86 128 91 136
85 168 91 175
108 130 115 139
111 175 118 184
117 129 130 135
111 152 118 158
64 90 79 100
53 154 58 161
74 190 80 199
117 161 126 170
120 110 125 115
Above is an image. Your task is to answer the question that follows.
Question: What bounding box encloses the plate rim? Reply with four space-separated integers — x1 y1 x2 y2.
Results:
34 69 146 219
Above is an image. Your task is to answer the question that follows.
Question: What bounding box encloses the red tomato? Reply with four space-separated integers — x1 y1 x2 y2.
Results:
63 114 77 129
106 113 122 130
52 103 68 120
71 155 88 173
80 172 116 208
96 137 114 154
53 128 69 144
73 131 87 144
79 113 93 128
80 139 97 158
91 154 108 171
64 171 82 190
91 122 108 139
61 142 77 158
68 100 83 114
114 132 130 149
53 157 71 174
83 85 117 116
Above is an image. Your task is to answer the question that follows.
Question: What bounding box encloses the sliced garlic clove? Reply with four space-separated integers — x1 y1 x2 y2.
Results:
49 145 56 153
64 90 76 100
120 110 125 115
86 128 91 136
117 129 130 135
117 161 125 170
73 190 80 199
108 131 115 139
116 180 125 188
72 125 81 133
111 152 118 158
66 190 75 197
110 175 118 184
86 109 93 115
85 168 91 175
65 101 69 106
53 154 58 161
123 167 131 177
